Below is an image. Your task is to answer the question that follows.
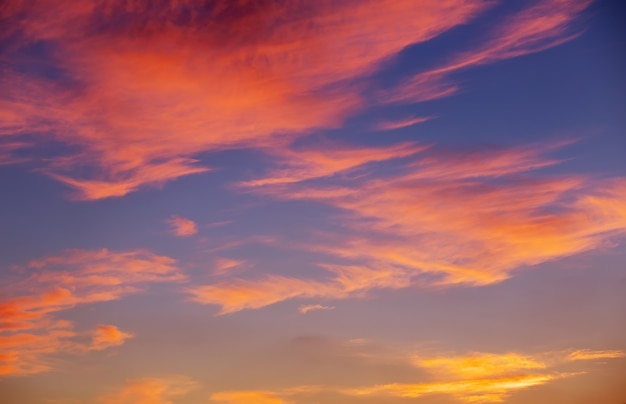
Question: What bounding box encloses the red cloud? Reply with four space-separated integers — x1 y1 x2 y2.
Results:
0 0 488 199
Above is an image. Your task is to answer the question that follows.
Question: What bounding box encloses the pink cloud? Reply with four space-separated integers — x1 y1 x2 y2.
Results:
387 0 594 103
0 0 489 199
299 304 335 314
193 141 626 313
167 215 198 237
375 116 433 131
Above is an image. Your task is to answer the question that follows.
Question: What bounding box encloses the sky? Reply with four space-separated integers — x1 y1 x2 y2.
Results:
0 0 625 403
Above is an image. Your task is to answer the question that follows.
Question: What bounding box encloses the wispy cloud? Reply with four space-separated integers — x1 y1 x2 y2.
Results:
568 349 626 361
0 0 488 199
375 116 432 131
205 347 623 403
167 215 198 237
193 141 626 313
188 265 411 314
341 374 565 403
212 258 247 276
414 352 547 379
0 141 31 165
98 375 197 404
209 391 286 404
240 140 428 187
0 249 184 375
387 0 594 103
299 304 335 314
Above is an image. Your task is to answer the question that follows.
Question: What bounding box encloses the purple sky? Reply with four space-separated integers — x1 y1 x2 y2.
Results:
1 1 625 403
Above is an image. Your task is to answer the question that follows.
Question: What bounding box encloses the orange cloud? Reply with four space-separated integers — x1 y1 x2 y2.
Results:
204 346 623 403
189 265 411 314
0 0 488 199
345 347 625 402
167 215 198 237
0 249 183 375
202 142 626 312
415 352 546 379
0 320 75 376
388 0 594 103
188 275 338 314
90 325 134 351
98 375 197 404
209 391 286 404
568 349 626 361
342 374 563 403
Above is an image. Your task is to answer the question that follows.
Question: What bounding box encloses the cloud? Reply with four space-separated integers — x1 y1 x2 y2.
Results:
188 275 339 314
0 141 30 165
414 352 546 379
209 391 286 404
205 347 623 403
167 215 198 237
196 141 626 313
342 374 563 403
98 375 197 404
341 350 566 402
387 0 594 103
299 304 335 314
375 116 432 131
0 321 133 376
264 144 626 285
48 160 209 201
240 140 428 187
0 249 184 375
188 265 411 314
212 258 247 276
90 325 133 351
568 349 626 361
0 0 488 199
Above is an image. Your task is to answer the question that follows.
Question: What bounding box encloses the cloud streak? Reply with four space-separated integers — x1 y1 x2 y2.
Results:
210 391 286 404
205 347 623 403
374 116 433 131
0 249 184 375
192 141 626 313
98 375 197 404
387 0 594 103
299 304 335 314
568 349 626 361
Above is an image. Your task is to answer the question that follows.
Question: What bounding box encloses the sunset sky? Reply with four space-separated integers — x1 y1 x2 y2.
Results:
1 0 625 403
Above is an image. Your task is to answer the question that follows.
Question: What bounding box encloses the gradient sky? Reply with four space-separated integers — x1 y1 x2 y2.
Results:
1 1 625 403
